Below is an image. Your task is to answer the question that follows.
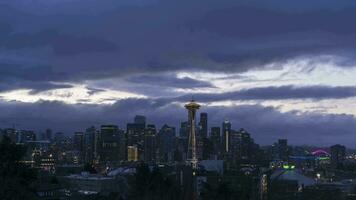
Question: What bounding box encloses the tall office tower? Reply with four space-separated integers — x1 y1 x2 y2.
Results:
73 132 84 163
134 115 146 126
73 132 84 151
144 124 157 163
157 124 176 162
127 145 139 162
45 129 53 141
54 132 64 143
185 99 200 169
210 127 221 156
84 126 96 163
199 113 208 138
278 139 288 161
179 121 189 138
126 123 145 145
4 128 17 143
19 130 36 143
197 113 207 159
127 116 146 146
127 117 146 160
330 144 346 169
99 125 124 163
222 120 231 153
230 128 252 161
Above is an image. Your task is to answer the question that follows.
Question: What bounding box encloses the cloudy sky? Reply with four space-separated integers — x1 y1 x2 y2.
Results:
1 0 356 146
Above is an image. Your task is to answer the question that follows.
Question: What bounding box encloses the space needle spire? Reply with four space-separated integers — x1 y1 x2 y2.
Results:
185 99 200 169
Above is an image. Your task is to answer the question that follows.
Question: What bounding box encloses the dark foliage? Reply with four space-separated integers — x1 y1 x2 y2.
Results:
83 162 98 174
0 136 38 200
129 164 182 200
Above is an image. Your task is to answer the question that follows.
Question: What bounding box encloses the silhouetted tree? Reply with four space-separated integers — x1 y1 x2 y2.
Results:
201 182 233 200
0 136 38 200
129 163 181 200
83 162 97 174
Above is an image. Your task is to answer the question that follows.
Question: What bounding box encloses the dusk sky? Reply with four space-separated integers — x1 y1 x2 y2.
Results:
1 0 356 146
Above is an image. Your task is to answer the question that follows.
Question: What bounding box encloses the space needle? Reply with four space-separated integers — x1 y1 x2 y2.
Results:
185 99 200 170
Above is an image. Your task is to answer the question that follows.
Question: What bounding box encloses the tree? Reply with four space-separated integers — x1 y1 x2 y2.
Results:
83 162 97 174
129 163 182 200
201 182 233 200
0 136 38 200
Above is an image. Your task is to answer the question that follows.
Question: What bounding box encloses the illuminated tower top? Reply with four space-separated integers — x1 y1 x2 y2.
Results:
185 99 201 110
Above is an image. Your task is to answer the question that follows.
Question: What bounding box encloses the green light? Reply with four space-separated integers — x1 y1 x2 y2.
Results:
317 157 330 161
283 164 296 170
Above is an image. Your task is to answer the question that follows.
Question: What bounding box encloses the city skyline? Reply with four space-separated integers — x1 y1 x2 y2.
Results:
3 1 356 200
1 0 356 147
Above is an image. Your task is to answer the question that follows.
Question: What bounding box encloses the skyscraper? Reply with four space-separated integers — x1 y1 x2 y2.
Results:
19 130 36 143
73 132 84 163
99 125 124 163
199 113 208 138
134 115 146 126
157 124 176 162
230 128 252 161
210 127 221 156
127 117 146 160
330 144 346 169
4 128 17 143
84 126 97 163
127 145 138 162
222 120 231 153
179 121 189 138
144 124 157 163
45 129 53 141
73 132 84 150
185 99 200 169
278 139 288 161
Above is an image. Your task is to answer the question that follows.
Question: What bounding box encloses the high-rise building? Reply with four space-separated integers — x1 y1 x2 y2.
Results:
73 132 84 163
179 121 189 138
19 130 36 143
222 120 231 153
185 100 200 169
73 132 84 151
4 128 17 143
127 117 146 160
157 124 176 162
127 145 138 162
278 139 288 161
84 126 97 163
126 121 145 146
99 125 124 163
199 113 208 138
230 128 252 161
45 129 53 141
330 144 346 169
134 115 146 126
54 132 64 143
144 124 157 163
210 127 221 156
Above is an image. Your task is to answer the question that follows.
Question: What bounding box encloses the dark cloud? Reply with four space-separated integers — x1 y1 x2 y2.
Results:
190 7 356 38
1 0 356 88
174 85 356 102
127 74 214 89
0 63 65 81
1 98 356 147
0 63 72 93
1 0 356 147
0 28 118 55
0 79 73 94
